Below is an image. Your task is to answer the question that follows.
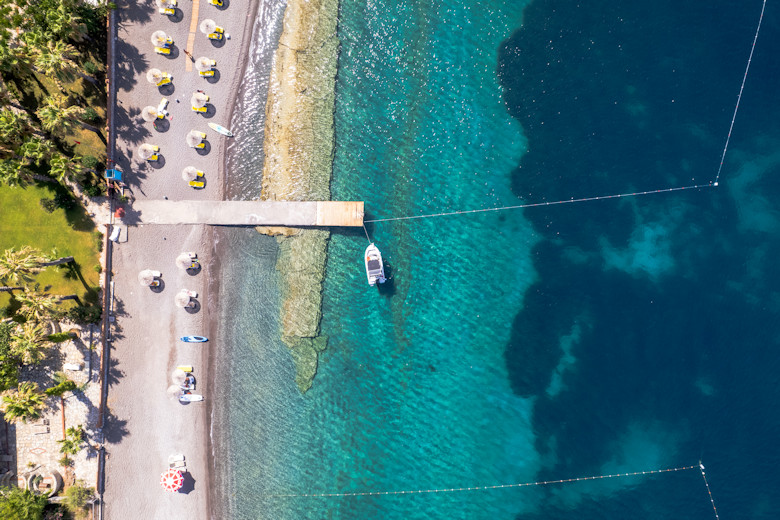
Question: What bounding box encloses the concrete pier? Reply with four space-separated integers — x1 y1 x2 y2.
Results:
130 200 364 227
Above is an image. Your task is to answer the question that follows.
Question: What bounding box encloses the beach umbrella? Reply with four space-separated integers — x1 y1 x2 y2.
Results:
181 167 200 182
137 144 157 160
171 368 187 385
176 252 197 269
186 131 204 147
160 468 183 492
195 57 214 72
151 30 170 47
167 385 184 400
190 92 208 108
141 106 159 122
146 68 164 84
137 270 157 287
155 0 175 7
199 19 217 35
175 290 194 308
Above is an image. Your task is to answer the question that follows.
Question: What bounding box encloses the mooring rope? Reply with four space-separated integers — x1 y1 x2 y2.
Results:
363 0 767 225
699 462 721 520
714 0 767 186
265 463 700 498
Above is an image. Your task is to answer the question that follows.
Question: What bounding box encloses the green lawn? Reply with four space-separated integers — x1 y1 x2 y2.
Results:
0 183 101 312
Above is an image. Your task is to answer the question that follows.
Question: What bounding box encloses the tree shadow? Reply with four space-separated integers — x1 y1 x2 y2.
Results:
114 40 147 93
194 141 211 156
102 410 128 445
117 1 153 25
114 104 151 145
205 70 221 85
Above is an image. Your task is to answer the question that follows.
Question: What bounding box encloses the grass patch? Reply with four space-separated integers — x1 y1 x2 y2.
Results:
0 183 101 309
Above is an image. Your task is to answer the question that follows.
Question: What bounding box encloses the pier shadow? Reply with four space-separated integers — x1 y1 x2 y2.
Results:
153 118 170 133
185 300 201 314
205 70 221 84
150 279 166 293
195 142 211 156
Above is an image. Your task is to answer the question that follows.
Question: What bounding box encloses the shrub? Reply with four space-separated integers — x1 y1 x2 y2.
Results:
0 487 48 519
65 305 102 325
93 264 101 273
82 107 99 122
46 333 73 343
40 198 58 213
54 192 75 210
81 155 99 170
63 481 94 514
45 380 77 397
83 184 105 197
58 455 72 467
83 61 99 75
93 231 104 252
0 323 19 391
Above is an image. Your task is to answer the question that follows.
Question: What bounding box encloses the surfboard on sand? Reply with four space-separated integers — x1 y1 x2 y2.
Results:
208 122 233 137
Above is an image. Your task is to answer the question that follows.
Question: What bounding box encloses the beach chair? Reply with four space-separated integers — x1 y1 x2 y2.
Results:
189 180 205 189
147 153 159 162
207 32 223 40
158 7 175 15
154 46 171 55
191 105 207 113
209 0 222 6
198 70 215 77
168 454 186 469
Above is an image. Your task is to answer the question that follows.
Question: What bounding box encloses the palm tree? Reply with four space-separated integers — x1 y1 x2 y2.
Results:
49 152 85 182
15 289 61 321
18 136 54 167
0 246 47 285
32 41 82 91
46 4 89 42
0 381 46 423
42 248 75 267
10 322 51 364
0 109 30 155
0 486 48 519
0 158 33 186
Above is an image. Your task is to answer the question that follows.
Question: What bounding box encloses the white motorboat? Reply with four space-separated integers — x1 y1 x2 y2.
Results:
364 243 386 286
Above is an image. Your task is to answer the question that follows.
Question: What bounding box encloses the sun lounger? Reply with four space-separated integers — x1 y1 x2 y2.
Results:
192 106 207 112
208 33 223 40
155 46 171 55
148 154 159 161
209 0 222 5
189 180 205 189
156 76 172 87
168 454 186 468
159 7 175 15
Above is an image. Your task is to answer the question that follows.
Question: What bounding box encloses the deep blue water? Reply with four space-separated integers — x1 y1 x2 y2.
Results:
216 1 780 518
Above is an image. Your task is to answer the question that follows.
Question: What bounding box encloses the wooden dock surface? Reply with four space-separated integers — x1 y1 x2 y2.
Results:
130 200 364 227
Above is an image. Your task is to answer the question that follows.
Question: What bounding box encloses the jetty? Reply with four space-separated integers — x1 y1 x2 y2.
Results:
129 200 364 227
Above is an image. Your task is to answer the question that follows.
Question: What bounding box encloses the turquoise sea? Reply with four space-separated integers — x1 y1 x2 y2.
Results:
214 0 780 518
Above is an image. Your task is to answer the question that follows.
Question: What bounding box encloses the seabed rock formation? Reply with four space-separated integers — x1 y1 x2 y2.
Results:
259 0 339 392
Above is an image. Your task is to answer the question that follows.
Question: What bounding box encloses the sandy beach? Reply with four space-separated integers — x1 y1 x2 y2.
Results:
103 0 259 517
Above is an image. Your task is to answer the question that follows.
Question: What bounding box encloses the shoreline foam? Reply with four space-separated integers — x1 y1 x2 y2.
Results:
258 0 340 392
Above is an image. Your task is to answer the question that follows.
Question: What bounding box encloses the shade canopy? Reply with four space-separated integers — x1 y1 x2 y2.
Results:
181 167 200 182
167 384 184 400
151 30 170 46
137 144 157 160
138 270 157 286
199 19 217 34
146 68 164 83
175 290 194 308
141 106 159 122
155 0 175 7
171 368 187 385
186 131 204 147
160 468 183 492
195 57 214 72
190 92 208 108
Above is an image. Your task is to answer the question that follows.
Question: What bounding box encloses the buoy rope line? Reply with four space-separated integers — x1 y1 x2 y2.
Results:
266 463 700 498
364 0 766 225
364 184 712 223
714 0 766 186
699 462 721 520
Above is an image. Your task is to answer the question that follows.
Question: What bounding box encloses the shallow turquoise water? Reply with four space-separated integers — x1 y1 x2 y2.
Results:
217 0 780 518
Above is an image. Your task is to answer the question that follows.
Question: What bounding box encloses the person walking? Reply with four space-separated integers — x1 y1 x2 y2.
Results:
183 49 194 61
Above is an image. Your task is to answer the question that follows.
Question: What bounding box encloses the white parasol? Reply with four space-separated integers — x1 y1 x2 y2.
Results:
167 385 184 400
190 92 209 108
176 252 199 269
137 269 157 286
175 290 194 308
181 167 200 182
195 57 214 72
141 106 159 122
146 68 164 84
186 131 204 147
171 368 187 385
155 0 175 7
137 144 157 160
151 30 170 47
199 19 217 34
